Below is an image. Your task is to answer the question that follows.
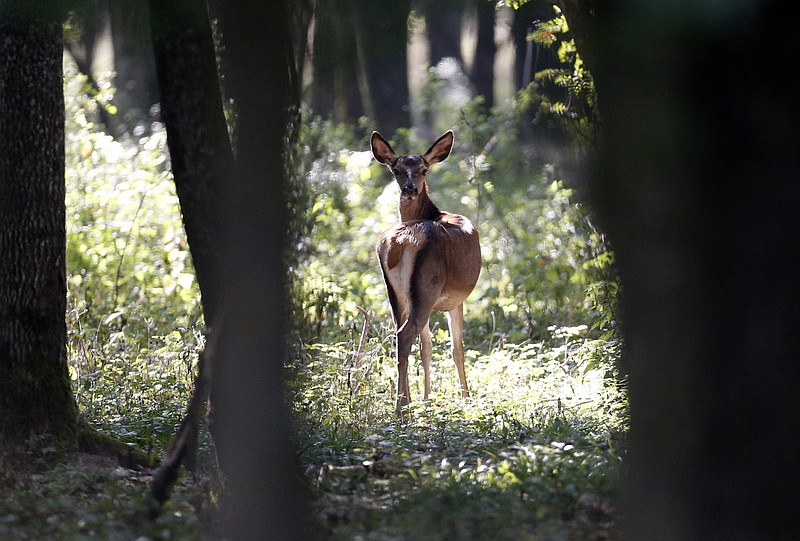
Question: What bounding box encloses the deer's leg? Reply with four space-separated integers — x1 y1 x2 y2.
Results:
420 320 432 400
446 304 470 398
395 300 436 412
395 318 415 411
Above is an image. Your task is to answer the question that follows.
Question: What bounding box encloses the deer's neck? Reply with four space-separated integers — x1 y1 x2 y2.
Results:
399 187 442 222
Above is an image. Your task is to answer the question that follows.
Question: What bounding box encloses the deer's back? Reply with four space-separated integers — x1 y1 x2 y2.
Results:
377 213 480 313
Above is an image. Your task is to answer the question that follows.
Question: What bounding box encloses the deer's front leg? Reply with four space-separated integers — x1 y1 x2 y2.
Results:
395 320 415 412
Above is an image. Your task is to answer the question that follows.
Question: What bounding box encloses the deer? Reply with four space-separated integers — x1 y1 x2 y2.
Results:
371 130 481 413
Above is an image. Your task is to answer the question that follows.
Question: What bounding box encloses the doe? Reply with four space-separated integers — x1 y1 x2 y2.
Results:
372 130 481 413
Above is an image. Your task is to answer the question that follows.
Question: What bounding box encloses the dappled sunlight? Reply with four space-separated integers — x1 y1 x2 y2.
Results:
295 322 623 540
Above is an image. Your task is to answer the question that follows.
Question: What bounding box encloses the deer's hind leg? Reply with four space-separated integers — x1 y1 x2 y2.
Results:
395 295 438 412
447 304 470 398
420 320 432 400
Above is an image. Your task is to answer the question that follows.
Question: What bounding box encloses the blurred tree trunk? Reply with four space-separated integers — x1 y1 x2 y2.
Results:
211 0 312 538
288 0 315 95
0 2 78 446
357 0 410 134
308 0 410 134
64 0 120 135
471 0 495 109
422 0 465 68
564 2 800 539
107 0 159 138
310 0 363 124
149 0 232 329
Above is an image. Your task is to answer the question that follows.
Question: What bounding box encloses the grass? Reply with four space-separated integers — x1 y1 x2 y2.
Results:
0 53 624 540
1 319 625 540
293 323 626 540
0 459 209 541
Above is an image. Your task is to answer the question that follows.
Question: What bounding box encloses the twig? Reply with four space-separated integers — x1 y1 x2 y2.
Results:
350 306 372 396
353 306 371 371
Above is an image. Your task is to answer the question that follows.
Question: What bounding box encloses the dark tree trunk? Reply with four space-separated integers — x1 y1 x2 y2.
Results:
471 0 495 109
510 1 555 91
557 0 598 81
423 0 465 68
288 0 315 96
211 1 312 538
64 0 120 135
579 2 800 539
107 0 160 138
0 2 78 445
310 0 363 124
148 0 233 329
357 0 411 134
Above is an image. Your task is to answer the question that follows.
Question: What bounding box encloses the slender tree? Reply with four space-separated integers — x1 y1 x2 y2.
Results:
148 0 232 329
422 0 466 68
0 1 78 446
106 0 159 137
471 0 496 109
310 0 362 124
210 1 312 538
146 0 233 496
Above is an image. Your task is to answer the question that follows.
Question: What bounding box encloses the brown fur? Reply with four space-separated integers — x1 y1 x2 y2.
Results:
371 131 481 412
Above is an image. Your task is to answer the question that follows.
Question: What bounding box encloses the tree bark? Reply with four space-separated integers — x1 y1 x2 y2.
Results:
423 0 465 68
310 0 363 124
145 0 234 500
107 0 160 138
0 1 78 445
148 0 233 329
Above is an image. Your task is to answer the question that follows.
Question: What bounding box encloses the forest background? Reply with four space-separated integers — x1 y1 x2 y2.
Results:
2 1 624 539
3 0 798 540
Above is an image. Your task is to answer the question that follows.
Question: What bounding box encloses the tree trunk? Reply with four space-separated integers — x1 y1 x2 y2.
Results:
211 1 312 538
148 0 233 329
471 0 495 109
423 0 465 68
356 0 411 135
107 0 160 138
583 3 800 539
64 0 120 136
310 0 363 124
0 2 78 446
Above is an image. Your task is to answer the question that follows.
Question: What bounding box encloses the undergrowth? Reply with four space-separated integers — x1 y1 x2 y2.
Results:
293 324 625 540
2 34 625 540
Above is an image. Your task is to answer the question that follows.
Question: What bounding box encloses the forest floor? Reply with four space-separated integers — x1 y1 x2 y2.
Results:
2 330 625 540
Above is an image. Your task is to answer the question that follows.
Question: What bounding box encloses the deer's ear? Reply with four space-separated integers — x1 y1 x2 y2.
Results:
371 132 397 165
422 130 454 166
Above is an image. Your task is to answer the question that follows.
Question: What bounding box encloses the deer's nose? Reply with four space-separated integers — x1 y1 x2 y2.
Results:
401 182 417 195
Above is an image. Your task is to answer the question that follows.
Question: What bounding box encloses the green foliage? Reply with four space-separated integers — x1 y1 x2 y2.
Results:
295 326 624 539
32 28 624 541
63 58 205 453
1 462 207 540
521 6 597 145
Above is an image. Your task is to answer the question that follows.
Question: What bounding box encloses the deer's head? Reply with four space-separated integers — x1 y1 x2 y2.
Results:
371 131 454 202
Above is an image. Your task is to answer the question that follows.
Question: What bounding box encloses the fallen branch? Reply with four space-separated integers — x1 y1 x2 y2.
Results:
148 332 214 517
